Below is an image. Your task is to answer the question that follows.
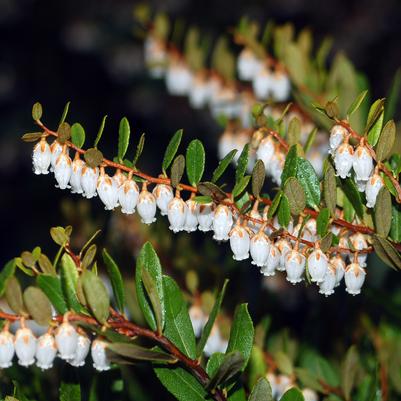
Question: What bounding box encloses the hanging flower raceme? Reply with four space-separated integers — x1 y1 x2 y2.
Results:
137 183 157 224
32 137 51 175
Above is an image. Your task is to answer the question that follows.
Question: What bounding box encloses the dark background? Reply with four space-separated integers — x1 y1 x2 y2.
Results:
1 0 401 399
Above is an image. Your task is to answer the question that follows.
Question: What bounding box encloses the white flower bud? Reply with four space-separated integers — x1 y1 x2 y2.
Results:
118 178 139 214
349 233 368 267
285 249 306 284
97 171 119 210
334 143 354 179
229 223 250 261
137 185 157 224
35 333 57 370
365 172 384 208
166 63 192 96
189 305 207 338
197 202 215 232
91 338 111 371
55 321 78 360
152 184 174 216
330 254 346 286
270 72 291 102
276 238 292 271
54 150 72 190
302 388 319 401
253 67 273 100
345 263 366 295
70 154 85 194
50 140 63 171
260 243 280 276
81 165 99 199
167 195 187 233
0 328 14 368
256 136 275 167
212 205 233 241
318 264 336 296
68 332 90 367
184 199 199 232
237 48 261 81
307 247 328 283
353 144 373 181
32 138 51 175
15 327 37 367
329 125 347 154
250 231 270 267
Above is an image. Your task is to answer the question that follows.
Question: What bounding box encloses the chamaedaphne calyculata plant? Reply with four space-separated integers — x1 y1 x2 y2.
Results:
2 7 401 401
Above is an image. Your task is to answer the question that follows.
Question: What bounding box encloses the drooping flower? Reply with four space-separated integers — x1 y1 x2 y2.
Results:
345 262 366 295
285 249 306 284
118 175 139 214
81 165 99 199
260 242 280 276
137 183 157 224
270 71 291 102
353 143 373 181
307 246 328 283
91 338 111 371
349 233 368 267
184 198 199 232
334 143 354 179
252 66 273 100
32 137 51 175
35 332 57 370
15 325 37 367
329 125 347 155
212 204 233 241
0 326 14 368
70 153 85 194
50 140 64 171
189 305 207 338
152 183 174 216
167 194 187 233
54 146 72 190
365 172 384 208
276 238 292 271
237 48 261 81
197 202 215 232
250 230 270 267
330 254 346 286
112 168 126 188
318 264 337 296
97 168 119 210
229 222 250 261
68 332 91 367
55 320 78 360
203 325 227 357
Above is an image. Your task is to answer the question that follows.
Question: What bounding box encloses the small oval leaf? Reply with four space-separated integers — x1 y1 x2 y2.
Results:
23 286 52 326
186 139 205 186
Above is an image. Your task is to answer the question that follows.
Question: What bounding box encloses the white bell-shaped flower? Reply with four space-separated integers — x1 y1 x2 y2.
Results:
350 233 368 267
305 218 317 237
345 262 366 295
68 332 90 367
54 147 72 190
137 184 157 224
307 246 328 283
189 77 212 109
91 338 111 371
334 143 354 179
189 305 207 338
218 129 235 160
97 169 119 210
112 169 126 188
212 205 233 241
353 144 373 181
247 208 262 233
203 325 227 357
274 374 293 399
270 72 291 102
35 332 57 370
32 138 51 175
252 66 273 100
365 172 384 208
302 388 319 401
197 202 215 232
0 327 14 368
330 254 346 286
329 125 347 155
152 184 174 216
15 326 37 367
70 154 85 194
270 151 285 186
184 199 199 232
318 264 337 296
165 62 193 96
118 177 139 214
276 238 292 271
229 222 250 261
250 231 270 267
50 140 63 171
237 48 261 81
167 195 187 233
260 243 280 276
285 249 306 284
81 165 99 199
55 321 78 360
256 136 275 167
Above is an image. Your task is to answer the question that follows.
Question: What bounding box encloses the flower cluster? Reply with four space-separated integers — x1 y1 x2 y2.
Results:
0 317 110 371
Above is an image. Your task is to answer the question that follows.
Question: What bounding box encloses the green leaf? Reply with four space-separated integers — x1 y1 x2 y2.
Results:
280 388 304 401
278 194 291 228
226 304 254 370
118 117 130 161
342 178 364 219
347 90 368 117
267 191 283 219
390 206 401 242
341 346 359 401
274 351 294 375
60 254 83 312
366 99 385 146
50 226 69 246
23 287 52 326
135 242 164 331
82 270 110 324
133 133 145 167
5 276 24 314
186 139 205 186
287 117 301 146
163 275 196 359
94 115 107 148
59 101 71 125
198 181 227 201
193 195 213 204
384 68 401 122
81 244 97 270
107 342 177 363
374 187 392 237
372 235 401 270
60 382 81 401
320 232 333 253
142 270 164 335
162 129 183 174
317 208 330 237
38 253 56 276
296 158 321 209
70 123 85 148
206 352 225 377
235 144 250 183
102 249 125 313
283 177 306 215
232 175 251 198
32 102 43 121
212 149 237 183
281 145 299 186
375 120 396 161
154 365 208 401
36 274 67 314
197 279 228 357
248 377 273 401
252 160 266 198
304 128 317 154
0 259 16 297
170 154 185 188
248 345 267 388
207 351 244 390
323 164 337 216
